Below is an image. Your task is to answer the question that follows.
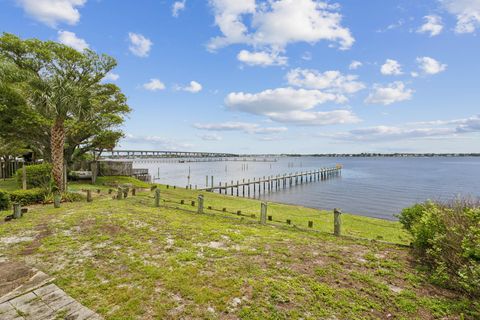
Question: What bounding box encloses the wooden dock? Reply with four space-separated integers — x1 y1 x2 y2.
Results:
200 165 342 198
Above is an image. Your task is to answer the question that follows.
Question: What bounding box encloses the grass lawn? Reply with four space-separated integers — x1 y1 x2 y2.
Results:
0 184 477 319
0 178 19 192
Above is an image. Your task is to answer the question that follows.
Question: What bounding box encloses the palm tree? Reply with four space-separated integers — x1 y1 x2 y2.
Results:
0 33 117 191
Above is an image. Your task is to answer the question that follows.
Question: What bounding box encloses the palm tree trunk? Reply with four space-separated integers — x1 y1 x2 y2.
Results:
51 118 65 192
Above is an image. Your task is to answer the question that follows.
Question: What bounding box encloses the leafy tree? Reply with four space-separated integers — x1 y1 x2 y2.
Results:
0 33 130 191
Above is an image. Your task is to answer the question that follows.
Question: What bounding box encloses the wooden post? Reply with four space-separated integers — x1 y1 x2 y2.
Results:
13 203 21 219
260 202 267 225
22 163 27 190
91 161 98 184
54 192 61 208
334 208 342 236
211 176 214 189
117 188 123 200
206 175 209 188
154 188 161 207
86 190 92 202
198 195 204 214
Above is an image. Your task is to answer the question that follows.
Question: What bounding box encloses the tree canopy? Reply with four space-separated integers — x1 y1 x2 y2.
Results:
0 33 131 190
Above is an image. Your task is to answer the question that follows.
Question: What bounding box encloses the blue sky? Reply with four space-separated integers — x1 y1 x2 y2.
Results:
1 0 479 153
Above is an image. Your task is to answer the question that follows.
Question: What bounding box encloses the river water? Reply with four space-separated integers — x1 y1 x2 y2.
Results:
132 157 480 220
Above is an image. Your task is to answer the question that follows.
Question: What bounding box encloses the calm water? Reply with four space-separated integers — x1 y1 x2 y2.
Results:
133 157 480 220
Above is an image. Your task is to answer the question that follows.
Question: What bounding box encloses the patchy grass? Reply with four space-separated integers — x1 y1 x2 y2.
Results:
0 186 477 319
153 185 410 245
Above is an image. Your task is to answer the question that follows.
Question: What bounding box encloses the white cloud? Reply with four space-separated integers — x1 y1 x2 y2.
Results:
198 133 222 141
57 30 89 51
226 87 346 115
349 60 362 70
177 81 203 93
237 49 287 66
365 81 413 105
264 110 360 126
416 56 447 75
286 68 365 95
128 32 152 57
417 15 444 36
324 114 480 142
410 114 480 133
326 126 455 142
143 79 166 91
441 0 480 34
194 122 288 134
103 72 119 82
172 0 186 17
16 0 86 27
208 0 354 52
224 87 359 126
380 59 403 75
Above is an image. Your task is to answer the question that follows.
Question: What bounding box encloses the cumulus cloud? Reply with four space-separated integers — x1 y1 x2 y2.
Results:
128 32 152 57
441 0 480 34
16 0 86 27
349 60 362 70
224 87 359 126
143 79 166 91
237 49 287 66
177 81 203 93
323 114 480 142
380 59 403 75
365 81 413 105
226 87 346 115
286 68 365 95
194 122 288 134
172 0 186 17
208 0 354 53
57 30 89 51
103 72 119 82
417 15 444 36
416 56 447 75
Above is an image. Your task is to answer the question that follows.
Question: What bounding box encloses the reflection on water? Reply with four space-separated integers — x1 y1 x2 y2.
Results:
133 157 480 220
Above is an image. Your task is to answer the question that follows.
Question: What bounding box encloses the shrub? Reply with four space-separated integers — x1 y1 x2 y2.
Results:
15 163 53 189
9 188 46 206
0 190 11 210
399 199 480 296
43 192 84 204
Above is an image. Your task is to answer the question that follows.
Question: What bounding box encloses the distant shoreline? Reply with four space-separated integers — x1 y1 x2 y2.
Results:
284 153 480 157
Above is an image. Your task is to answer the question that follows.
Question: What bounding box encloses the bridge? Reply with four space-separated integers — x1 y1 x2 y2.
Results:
101 150 239 159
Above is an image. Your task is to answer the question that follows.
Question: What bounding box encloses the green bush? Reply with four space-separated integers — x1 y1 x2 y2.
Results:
0 190 10 210
9 188 46 206
399 199 480 296
15 163 53 189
